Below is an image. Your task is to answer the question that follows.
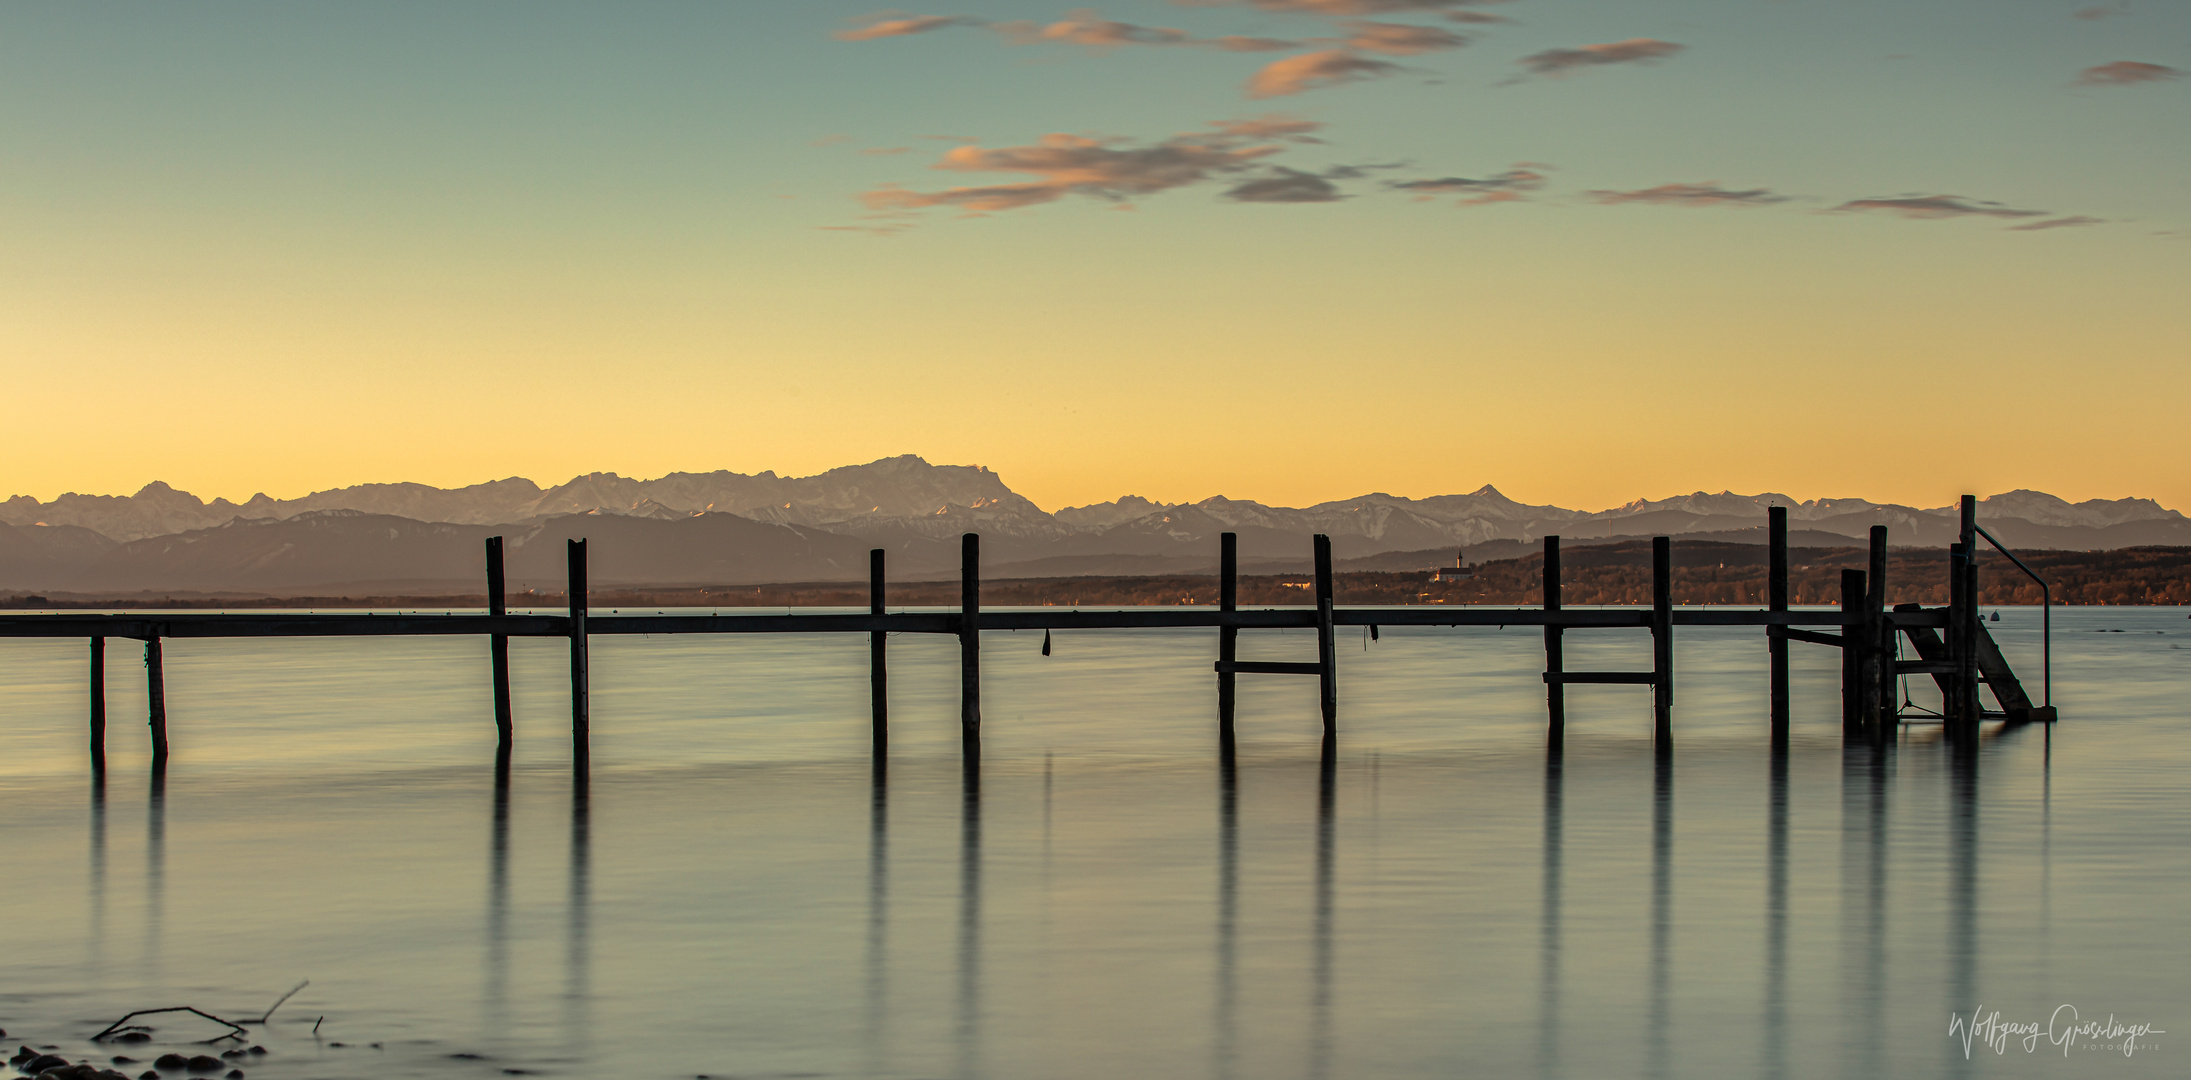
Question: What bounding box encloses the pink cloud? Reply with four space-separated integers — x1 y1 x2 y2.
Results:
1833 195 2046 220
834 14 981 41
994 15 1192 47
1339 21 1470 55
2009 215 2106 231
1247 49 1402 97
1589 182 1789 207
856 120 1327 215
2076 61 2180 86
1389 166 1547 205
1179 0 1515 13
1519 38 1684 77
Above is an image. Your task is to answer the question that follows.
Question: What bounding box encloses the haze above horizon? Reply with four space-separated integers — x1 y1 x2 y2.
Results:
3 2 2185 512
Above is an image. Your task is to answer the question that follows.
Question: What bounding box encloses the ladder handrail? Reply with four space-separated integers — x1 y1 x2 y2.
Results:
1972 524 2050 709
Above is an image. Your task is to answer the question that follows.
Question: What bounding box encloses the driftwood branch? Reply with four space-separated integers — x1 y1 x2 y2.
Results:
92 1007 247 1044
242 981 309 1025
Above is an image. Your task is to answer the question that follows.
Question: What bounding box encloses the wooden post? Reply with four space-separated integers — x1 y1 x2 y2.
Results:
1218 532 1238 757
1543 536 1565 750
1963 497 1982 725
1867 526 1891 738
1313 534 1337 736
1767 507 1789 745
1651 537 1673 744
960 533 980 749
870 548 887 752
567 538 589 777
89 636 107 771
1840 569 1865 738
1946 541 1971 729
145 636 168 765
487 536 512 753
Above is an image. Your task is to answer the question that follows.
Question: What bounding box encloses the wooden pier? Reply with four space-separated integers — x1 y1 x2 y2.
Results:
0 494 2055 772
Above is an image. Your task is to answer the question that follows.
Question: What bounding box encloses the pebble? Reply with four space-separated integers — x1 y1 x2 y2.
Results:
225 1071 245 1080
185 1054 224 1072
23 1053 69 1073
219 1050 247 1060
140 1074 159 1080
245 1048 266 1057
153 1054 190 1070
110 1057 138 1065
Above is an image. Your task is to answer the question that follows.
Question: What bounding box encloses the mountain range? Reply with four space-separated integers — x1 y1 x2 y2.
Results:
3 455 2186 595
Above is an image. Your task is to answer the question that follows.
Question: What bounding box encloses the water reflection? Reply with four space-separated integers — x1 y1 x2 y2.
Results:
1537 750 1563 1079
1840 742 1890 1075
1309 733 1336 1080
565 774 592 1056
1762 744 1788 1079
146 759 166 971
957 752 982 1078
865 753 889 1071
1215 753 1239 1080
1945 739 1979 1077
1646 747 1672 1080
484 754 511 1029
89 771 108 967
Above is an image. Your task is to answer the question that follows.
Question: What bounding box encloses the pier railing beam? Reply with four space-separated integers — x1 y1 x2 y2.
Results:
568 538 589 778
1767 508 1789 745
1218 532 1238 759
1313 534 1337 736
1543 535 1565 750
89 635 107 772
960 533 981 751
1651 536 1673 745
487 536 512 753
146 635 168 765
871 548 888 753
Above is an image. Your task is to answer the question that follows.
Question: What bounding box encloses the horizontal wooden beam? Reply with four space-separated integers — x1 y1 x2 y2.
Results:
1214 660 1324 675
1770 626 1846 649
1544 671 1661 685
1896 659 1957 674
0 604 1868 641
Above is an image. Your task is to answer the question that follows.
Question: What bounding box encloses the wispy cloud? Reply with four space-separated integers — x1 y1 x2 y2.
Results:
994 14 1193 47
1389 166 1547 204
1208 115 1328 141
1208 35 1307 52
2009 215 2106 231
2076 60 2180 86
856 119 1326 216
1338 21 1471 55
1247 49 1402 96
1179 0 1515 13
1518 38 1684 77
1589 182 1789 207
1833 195 2047 220
835 13 981 41
1225 167 1347 202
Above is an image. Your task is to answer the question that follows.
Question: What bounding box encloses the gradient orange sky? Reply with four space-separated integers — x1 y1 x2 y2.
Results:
4 2 2186 513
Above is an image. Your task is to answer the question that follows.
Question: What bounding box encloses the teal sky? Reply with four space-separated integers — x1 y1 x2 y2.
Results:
3 1 2186 512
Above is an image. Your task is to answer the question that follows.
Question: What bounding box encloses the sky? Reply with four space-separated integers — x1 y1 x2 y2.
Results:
2 0 2186 514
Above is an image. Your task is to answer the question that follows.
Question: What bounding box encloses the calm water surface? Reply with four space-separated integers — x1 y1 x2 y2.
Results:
0 607 2184 1078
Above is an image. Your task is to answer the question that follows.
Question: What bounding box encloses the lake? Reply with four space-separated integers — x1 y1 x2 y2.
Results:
1 606 2183 1078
